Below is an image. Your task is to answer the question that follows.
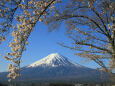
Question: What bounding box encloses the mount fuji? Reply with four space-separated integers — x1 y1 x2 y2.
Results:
0 53 110 83
27 53 82 68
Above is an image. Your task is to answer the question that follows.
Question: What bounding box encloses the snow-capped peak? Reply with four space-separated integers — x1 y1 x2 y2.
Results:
27 53 82 67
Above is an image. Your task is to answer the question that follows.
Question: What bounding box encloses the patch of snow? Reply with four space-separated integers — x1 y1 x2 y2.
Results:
27 53 83 68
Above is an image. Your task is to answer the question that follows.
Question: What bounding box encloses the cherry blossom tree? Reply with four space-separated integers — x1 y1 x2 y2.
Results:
0 0 60 82
44 0 115 80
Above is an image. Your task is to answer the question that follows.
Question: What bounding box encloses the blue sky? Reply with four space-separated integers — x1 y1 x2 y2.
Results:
0 21 100 72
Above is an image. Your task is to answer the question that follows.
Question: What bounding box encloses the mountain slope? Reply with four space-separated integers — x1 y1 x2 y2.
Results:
19 53 110 83
27 53 82 67
0 53 110 83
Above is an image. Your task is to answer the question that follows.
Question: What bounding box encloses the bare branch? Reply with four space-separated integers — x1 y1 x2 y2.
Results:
55 14 108 37
76 41 112 54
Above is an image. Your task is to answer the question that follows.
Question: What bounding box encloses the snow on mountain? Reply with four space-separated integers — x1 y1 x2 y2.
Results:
27 53 82 67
